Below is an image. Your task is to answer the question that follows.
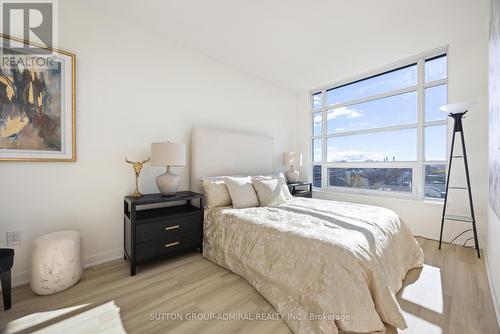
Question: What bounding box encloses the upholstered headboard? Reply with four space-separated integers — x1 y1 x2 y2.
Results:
190 127 274 193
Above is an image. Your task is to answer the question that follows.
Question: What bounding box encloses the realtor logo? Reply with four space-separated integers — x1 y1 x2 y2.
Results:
1 0 56 54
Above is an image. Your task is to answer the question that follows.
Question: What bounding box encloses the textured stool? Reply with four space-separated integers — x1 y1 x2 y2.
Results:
31 231 83 295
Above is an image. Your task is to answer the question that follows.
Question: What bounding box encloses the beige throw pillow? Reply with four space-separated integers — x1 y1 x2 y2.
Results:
202 179 232 209
252 173 293 200
252 179 287 206
224 176 260 209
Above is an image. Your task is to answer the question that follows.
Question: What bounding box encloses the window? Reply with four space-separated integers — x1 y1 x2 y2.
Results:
313 165 322 187
326 91 417 134
326 129 417 162
424 165 446 198
328 168 413 193
311 50 448 199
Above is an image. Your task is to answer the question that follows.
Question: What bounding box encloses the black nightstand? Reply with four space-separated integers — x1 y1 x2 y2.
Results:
287 181 313 198
124 191 204 276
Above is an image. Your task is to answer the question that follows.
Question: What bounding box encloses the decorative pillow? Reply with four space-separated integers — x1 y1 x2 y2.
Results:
224 176 259 209
252 173 293 200
252 179 287 206
202 175 247 182
202 179 232 209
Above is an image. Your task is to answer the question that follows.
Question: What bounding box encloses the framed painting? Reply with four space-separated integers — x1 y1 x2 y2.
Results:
0 34 75 162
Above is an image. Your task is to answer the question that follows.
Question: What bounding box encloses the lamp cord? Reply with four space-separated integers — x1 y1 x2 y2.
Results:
448 228 473 245
463 237 475 248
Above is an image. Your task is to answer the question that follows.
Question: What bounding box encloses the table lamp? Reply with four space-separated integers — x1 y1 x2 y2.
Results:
282 151 302 183
150 142 186 196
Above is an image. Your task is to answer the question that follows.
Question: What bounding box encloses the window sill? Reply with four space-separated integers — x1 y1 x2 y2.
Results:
312 188 444 205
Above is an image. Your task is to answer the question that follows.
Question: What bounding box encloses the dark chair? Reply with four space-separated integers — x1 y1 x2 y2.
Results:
0 249 14 310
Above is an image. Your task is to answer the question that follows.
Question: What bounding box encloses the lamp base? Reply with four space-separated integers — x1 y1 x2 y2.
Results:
128 190 143 198
285 167 300 183
156 166 180 196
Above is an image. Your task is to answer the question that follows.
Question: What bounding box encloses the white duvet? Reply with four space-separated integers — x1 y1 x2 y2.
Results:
203 197 424 334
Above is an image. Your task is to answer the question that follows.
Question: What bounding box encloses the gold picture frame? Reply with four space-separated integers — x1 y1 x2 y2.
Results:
0 33 76 162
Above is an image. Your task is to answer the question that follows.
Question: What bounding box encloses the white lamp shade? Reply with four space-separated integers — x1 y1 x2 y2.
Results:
150 142 186 167
282 152 303 167
439 102 475 114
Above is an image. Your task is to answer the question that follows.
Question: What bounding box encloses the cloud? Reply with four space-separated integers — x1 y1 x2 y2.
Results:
327 149 384 162
328 107 363 120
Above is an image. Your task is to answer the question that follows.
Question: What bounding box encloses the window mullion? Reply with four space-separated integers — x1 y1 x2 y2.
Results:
326 86 417 110
424 120 448 127
322 89 327 188
326 123 417 138
416 58 425 198
423 78 448 89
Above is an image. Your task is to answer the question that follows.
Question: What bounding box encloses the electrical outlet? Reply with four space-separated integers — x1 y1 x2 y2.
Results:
6 231 21 246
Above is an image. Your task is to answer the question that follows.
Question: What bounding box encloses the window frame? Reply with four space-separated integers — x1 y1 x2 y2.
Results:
310 48 448 200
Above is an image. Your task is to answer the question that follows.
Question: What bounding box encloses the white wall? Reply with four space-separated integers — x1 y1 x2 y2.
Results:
0 0 297 286
486 0 500 319
295 29 490 246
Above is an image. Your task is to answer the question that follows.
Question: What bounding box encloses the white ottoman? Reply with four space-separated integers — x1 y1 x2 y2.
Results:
30 231 83 295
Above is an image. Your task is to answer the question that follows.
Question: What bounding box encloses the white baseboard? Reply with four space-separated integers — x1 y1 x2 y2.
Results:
5 248 124 289
483 249 500 330
83 248 123 268
11 271 30 288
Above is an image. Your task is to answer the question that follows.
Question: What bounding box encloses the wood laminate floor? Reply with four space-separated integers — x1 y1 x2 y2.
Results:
1 237 498 334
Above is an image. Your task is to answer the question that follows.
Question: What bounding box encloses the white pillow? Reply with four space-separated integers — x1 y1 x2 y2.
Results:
202 174 247 181
252 173 293 200
224 176 259 209
252 179 287 206
202 179 232 209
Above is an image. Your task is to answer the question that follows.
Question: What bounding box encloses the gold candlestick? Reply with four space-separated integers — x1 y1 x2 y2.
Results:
125 157 150 197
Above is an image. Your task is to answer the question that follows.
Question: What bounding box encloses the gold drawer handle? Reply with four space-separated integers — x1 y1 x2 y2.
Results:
165 241 180 248
165 225 180 231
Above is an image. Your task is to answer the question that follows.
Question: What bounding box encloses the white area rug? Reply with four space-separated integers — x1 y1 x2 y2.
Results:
7 301 127 334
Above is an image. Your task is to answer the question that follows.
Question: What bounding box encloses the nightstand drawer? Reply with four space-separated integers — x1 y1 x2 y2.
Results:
292 191 312 198
136 213 201 243
287 182 312 198
135 234 201 262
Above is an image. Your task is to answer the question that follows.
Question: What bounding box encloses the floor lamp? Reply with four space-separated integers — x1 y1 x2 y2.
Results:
438 102 480 258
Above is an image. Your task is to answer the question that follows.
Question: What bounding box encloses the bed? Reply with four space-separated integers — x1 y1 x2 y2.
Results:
190 127 424 334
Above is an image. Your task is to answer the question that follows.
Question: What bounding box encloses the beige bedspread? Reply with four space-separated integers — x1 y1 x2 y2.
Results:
203 197 423 334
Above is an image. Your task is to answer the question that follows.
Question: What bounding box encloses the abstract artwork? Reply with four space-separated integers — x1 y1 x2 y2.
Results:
0 34 75 162
489 0 500 219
